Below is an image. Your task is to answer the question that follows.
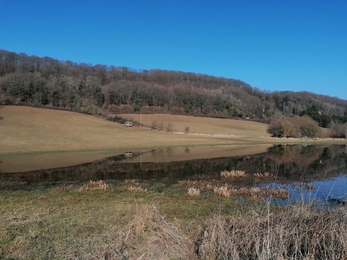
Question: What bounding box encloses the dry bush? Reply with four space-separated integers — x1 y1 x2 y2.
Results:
102 205 196 260
188 187 201 196
197 206 347 259
79 180 108 191
221 170 246 178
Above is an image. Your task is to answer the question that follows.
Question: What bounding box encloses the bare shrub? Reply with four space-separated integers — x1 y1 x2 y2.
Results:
197 206 347 259
165 122 174 132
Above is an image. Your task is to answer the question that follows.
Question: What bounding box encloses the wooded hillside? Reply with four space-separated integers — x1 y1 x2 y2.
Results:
1 50 347 126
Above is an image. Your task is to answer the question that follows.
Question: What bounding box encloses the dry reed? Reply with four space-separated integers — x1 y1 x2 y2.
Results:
127 186 148 193
188 187 201 196
221 170 246 178
213 185 288 199
197 206 347 259
79 180 108 191
103 205 196 259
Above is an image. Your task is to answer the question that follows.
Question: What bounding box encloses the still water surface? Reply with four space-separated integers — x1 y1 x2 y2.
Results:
1 144 346 205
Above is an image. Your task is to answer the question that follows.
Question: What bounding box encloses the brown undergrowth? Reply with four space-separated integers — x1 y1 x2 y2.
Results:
98 203 347 259
101 205 197 260
197 205 347 259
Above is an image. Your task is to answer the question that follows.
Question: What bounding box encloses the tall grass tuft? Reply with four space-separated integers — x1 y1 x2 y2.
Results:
221 170 246 178
103 205 196 259
80 180 108 191
188 187 201 196
197 205 347 259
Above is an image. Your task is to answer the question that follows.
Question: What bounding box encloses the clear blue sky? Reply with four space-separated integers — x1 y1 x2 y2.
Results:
1 0 347 100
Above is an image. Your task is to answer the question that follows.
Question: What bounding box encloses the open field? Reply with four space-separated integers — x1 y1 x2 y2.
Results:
1 106 270 156
121 113 269 137
1 106 345 156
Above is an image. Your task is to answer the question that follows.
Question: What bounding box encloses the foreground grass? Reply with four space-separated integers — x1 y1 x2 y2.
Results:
0 182 235 259
1 182 346 259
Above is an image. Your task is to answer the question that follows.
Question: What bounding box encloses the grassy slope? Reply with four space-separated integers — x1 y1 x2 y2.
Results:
1 106 346 156
1 106 270 156
121 113 268 137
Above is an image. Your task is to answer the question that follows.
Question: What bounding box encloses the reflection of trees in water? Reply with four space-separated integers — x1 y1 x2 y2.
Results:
265 145 347 180
1 145 346 189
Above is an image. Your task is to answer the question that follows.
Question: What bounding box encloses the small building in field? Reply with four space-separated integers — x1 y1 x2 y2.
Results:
125 121 133 127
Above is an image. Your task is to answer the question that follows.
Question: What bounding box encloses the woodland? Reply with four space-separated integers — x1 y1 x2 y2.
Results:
1 49 347 138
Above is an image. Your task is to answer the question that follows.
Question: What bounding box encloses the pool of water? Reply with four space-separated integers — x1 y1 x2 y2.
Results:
1 144 347 205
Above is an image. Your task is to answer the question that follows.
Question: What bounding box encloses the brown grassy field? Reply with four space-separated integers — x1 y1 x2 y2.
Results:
121 113 269 137
2 106 345 157
1 106 271 156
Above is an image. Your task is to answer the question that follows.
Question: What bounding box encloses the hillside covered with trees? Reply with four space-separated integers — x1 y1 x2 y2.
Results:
1 49 347 138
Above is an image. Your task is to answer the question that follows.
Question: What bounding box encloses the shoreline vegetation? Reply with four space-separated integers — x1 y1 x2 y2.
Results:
1 105 347 259
1 180 347 259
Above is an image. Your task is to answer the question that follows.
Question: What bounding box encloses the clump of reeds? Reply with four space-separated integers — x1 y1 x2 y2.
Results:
122 179 149 193
263 186 289 199
253 172 274 182
187 187 200 196
80 180 108 191
124 179 139 186
221 170 246 178
213 185 288 199
104 205 195 260
197 206 347 259
213 185 236 198
127 186 148 193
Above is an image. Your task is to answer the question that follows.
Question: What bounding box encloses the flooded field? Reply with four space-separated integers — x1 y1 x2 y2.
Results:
1 144 346 205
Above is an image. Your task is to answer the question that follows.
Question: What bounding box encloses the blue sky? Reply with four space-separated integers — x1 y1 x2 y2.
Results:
1 0 347 100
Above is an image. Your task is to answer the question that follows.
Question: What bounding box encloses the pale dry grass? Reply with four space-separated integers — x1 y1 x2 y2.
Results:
122 179 149 193
127 186 149 193
102 205 196 260
221 170 247 178
176 179 288 199
80 180 108 191
188 187 201 196
213 185 288 199
197 206 347 259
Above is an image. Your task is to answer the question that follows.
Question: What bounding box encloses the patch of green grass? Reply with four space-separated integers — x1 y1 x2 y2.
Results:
0 181 243 259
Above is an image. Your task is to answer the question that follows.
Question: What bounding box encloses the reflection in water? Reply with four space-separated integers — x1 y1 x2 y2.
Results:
1 144 346 205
